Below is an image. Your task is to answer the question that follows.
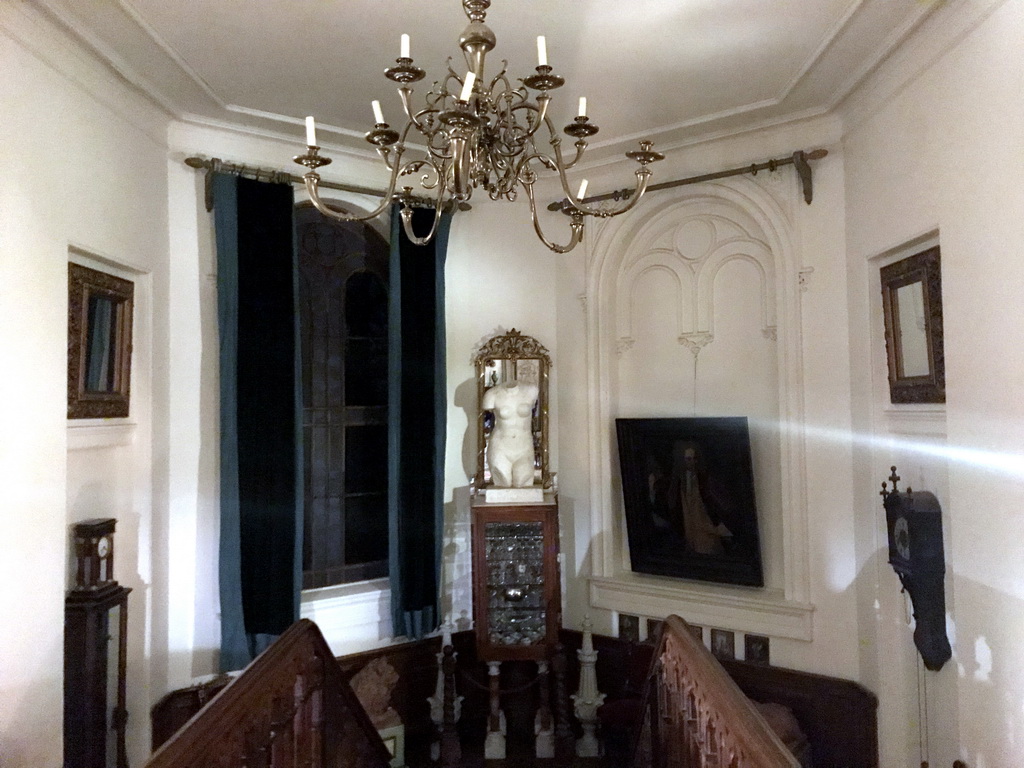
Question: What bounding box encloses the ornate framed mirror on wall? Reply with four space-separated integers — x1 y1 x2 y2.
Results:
473 330 552 492
880 245 944 404
68 262 134 419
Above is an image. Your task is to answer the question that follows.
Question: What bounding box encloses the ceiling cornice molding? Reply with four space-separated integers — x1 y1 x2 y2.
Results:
821 0 940 115
25 0 959 170
577 107 838 175
837 0 1012 137
114 0 226 108
583 0 938 160
31 0 182 119
173 113 391 167
223 105 370 143
588 97 783 154
775 0 867 103
2 1 171 145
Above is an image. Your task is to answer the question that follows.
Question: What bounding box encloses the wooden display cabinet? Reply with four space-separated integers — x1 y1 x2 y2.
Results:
471 496 561 661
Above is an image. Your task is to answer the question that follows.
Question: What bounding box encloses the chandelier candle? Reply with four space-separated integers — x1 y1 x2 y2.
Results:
459 72 476 102
293 0 664 253
577 179 588 201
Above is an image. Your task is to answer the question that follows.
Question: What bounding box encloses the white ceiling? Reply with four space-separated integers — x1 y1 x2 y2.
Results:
38 0 937 161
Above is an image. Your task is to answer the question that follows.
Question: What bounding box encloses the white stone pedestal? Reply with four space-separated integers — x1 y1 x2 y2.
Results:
485 487 545 503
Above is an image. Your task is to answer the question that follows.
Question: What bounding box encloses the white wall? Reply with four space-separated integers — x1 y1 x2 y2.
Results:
442 194 561 626
162 122 561 655
841 0 1024 764
551 114 863 682
6 2 1022 766
164 122 395 664
0 5 170 766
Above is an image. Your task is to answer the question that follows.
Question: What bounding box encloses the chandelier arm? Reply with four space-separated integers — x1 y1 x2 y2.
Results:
550 140 654 218
376 145 398 172
512 96 549 142
559 139 587 169
540 119 586 170
522 179 583 254
304 150 404 222
398 87 427 131
399 182 449 245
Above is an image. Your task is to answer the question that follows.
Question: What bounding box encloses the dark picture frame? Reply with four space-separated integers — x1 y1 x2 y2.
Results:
68 262 134 419
615 417 764 587
744 633 771 665
880 245 944 403
711 628 735 660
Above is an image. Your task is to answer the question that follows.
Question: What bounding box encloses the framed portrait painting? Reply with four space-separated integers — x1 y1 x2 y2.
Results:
615 417 764 587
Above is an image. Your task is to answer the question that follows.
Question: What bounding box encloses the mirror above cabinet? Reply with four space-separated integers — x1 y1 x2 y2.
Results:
473 330 552 495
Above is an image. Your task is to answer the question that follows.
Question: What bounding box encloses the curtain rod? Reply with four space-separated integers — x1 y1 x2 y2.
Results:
548 148 828 212
184 156 394 213
186 147 827 217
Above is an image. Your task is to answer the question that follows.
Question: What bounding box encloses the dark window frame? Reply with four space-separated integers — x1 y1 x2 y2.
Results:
296 204 390 589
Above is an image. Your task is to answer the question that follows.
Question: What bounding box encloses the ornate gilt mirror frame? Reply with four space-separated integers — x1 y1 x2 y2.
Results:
473 329 552 491
880 246 944 404
68 262 134 418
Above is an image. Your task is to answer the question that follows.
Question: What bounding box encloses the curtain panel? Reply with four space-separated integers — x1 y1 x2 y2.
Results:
388 208 453 639
213 174 303 671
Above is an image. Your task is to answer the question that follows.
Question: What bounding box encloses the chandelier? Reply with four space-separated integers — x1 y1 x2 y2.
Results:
293 0 663 254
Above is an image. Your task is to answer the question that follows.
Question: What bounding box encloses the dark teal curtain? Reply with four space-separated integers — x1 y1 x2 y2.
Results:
388 207 452 639
214 174 303 671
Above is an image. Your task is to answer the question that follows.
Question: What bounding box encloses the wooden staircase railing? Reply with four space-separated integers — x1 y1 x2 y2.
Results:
145 619 392 768
634 615 801 768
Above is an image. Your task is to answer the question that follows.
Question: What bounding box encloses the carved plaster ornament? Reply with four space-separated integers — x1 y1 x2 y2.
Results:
350 657 401 728
678 331 714 358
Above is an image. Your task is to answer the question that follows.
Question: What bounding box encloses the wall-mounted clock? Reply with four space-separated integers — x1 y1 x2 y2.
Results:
880 467 950 671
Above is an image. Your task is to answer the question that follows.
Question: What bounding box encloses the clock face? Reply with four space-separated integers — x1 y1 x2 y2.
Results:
97 536 110 558
894 516 910 560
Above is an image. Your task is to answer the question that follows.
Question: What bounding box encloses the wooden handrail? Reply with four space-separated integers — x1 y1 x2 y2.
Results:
635 615 801 768
146 619 392 768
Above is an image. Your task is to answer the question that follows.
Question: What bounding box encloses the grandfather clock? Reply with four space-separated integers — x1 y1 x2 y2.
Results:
65 518 131 768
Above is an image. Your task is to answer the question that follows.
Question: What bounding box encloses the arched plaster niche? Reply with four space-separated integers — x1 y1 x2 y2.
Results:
584 179 813 641
614 210 777 360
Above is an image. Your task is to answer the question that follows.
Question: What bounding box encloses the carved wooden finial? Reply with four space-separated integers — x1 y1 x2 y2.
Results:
880 481 889 500
887 466 901 493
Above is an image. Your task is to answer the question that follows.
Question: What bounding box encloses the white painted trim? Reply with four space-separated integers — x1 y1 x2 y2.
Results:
583 175 814 636
67 421 138 450
300 579 397 657
0 2 170 144
838 0 1011 134
590 575 813 641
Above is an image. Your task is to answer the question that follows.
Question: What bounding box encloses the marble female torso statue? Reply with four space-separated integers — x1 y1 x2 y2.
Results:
482 381 538 488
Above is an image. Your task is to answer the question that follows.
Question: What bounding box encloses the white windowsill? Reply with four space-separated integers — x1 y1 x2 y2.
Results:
300 577 398 656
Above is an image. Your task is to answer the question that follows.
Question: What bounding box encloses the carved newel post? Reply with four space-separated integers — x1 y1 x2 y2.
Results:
485 661 506 758
572 616 606 757
428 619 462 762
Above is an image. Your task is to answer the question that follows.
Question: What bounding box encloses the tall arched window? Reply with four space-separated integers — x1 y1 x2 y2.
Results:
296 204 389 588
